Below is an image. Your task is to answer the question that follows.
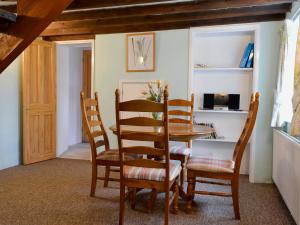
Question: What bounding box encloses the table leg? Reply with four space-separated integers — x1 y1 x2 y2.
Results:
147 188 157 213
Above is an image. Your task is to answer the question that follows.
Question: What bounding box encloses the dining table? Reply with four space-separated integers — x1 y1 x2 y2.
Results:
109 122 214 208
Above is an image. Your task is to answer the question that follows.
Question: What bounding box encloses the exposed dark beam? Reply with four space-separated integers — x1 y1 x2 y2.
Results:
0 0 73 73
43 14 285 37
43 4 290 36
67 0 181 10
57 0 293 21
0 0 184 13
50 14 286 36
44 34 95 42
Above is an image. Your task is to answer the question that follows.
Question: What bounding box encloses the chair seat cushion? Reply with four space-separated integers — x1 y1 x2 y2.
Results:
96 149 133 161
170 145 191 156
124 160 182 182
187 157 235 173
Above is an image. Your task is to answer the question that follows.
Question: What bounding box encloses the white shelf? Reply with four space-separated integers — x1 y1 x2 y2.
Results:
194 109 248 114
194 138 237 143
194 67 253 72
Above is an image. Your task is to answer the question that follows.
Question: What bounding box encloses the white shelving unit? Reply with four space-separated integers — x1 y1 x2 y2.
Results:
194 109 248 114
194 67 253 72
188 24 259 177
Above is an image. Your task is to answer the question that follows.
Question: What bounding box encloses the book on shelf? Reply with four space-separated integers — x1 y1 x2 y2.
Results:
240 43 254 68
246 47 254 68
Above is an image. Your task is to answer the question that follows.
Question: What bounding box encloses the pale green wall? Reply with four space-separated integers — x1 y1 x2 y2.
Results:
94 29 189 146
94 23 282 183
0 58 21 170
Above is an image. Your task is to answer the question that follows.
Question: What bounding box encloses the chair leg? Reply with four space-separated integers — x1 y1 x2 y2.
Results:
186 176 195 213
164 190 170 225
173 179 179 214
180 162 185 187
231 179 240 220
147 188 157 213
104 166 110 187
130 188 136 210
119 183 126 225
90 164 97 197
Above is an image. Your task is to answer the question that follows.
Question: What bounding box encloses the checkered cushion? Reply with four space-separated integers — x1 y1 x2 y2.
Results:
170 145 191 156
187 157 235 173
96 149 133 161
124 160 182 182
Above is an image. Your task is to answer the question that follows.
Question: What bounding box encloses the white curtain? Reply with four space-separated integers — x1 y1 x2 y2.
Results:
271 19 299 127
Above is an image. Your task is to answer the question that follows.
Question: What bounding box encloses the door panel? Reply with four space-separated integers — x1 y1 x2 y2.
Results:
82 49 92 143
22 40 56 165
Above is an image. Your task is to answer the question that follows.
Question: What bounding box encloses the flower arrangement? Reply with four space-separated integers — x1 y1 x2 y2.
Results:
141 80 167 119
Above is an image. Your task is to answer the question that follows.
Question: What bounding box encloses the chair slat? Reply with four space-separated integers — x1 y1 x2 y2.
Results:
84 99 98 107
119 99 164 112
168 110 191 116
92 130 103 138
122 146 165 156
89 120 101 127
124 158 166 169
120 117 164 127
120 132 164 142
169 118 190 124
169 99 192 107
86 110 99 116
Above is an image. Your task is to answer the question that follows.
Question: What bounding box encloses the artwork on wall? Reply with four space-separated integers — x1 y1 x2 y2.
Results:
126 32 155 72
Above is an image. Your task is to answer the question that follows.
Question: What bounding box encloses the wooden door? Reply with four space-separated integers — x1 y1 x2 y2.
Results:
82 49 92 143
22 40 56 165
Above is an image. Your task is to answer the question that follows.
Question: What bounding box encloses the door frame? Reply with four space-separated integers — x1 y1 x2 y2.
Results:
55 39 95 156
55 39 95 96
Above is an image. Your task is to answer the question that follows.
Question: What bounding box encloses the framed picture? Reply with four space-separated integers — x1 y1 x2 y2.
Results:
126 32 155 72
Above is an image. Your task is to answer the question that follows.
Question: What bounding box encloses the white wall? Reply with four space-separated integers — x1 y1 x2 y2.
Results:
56 45 84 156
0 58 21 170
94 22 282 183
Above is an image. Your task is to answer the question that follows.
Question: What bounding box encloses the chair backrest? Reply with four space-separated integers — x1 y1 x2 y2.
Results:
232 93 259 174
168 94 194 124
80 91 110 163
115 88 170 180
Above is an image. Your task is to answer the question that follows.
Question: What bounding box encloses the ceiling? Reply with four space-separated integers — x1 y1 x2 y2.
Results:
0 0 296 41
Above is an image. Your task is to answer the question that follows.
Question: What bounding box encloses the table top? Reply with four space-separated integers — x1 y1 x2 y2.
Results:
109 123 214 141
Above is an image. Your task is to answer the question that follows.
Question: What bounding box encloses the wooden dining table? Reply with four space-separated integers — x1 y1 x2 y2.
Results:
109 123 213 143
109 123 214 203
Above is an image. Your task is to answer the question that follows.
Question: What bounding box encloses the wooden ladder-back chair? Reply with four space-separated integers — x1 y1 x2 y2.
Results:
115 88 181 225
168 94 194 187
80 91 132 196
186 93 259 219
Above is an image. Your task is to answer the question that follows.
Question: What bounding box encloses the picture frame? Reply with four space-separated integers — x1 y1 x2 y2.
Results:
126 32 155 72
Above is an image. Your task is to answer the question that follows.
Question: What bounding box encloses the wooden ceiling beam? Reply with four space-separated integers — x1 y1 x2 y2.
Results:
0 0 187 13
57 0 293 21
42 14 285 37
0 0 73 73
42 4 291 36
43 34 95 42
67 0 181 11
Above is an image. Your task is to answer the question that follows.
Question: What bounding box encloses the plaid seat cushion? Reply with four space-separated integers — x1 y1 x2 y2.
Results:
96 149 133 161
187 157 235 173
124 160 182 182
170 145 191 156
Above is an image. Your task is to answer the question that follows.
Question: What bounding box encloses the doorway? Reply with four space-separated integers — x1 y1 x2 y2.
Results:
55 41 94 160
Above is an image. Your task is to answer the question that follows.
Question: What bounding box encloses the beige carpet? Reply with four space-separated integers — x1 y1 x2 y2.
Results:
0 159 296 225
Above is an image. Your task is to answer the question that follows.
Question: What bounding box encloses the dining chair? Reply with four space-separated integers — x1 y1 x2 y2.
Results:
186 93 259 219
115 88 181 225
168 94 194 187
80 91 133 196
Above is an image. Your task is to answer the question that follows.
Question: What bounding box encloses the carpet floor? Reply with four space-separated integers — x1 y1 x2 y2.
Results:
0 159 296 225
